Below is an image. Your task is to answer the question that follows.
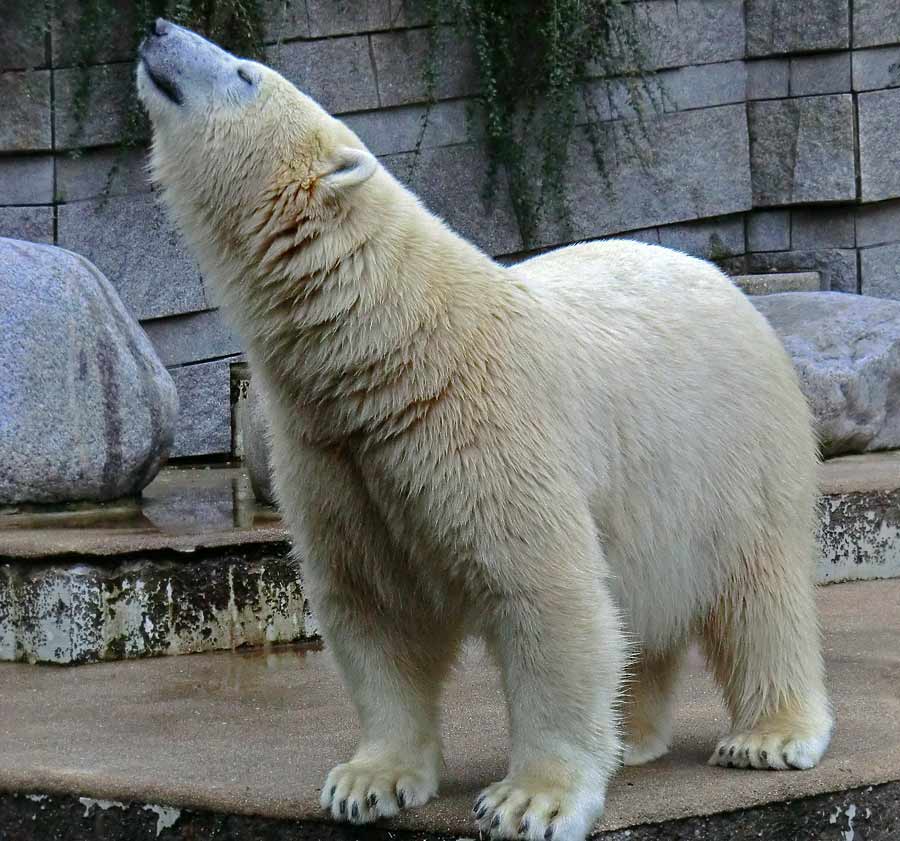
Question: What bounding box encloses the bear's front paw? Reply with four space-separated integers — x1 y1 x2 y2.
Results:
473 772 602 841
319 751 439 823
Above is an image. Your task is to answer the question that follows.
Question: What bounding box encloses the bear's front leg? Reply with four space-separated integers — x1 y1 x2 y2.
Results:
476 515 626 841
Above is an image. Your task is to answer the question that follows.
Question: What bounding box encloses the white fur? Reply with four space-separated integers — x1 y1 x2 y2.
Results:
139 24 833 841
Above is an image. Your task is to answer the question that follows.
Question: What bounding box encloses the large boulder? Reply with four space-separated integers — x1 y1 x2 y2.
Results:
237 379 276 506
753 291 900 457
0 238 178 504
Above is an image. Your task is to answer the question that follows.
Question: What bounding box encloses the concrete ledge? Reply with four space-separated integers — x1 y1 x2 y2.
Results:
0 582 898 838
733 271 821 294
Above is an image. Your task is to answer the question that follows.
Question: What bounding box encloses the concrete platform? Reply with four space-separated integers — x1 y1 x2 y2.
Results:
1 581 898 839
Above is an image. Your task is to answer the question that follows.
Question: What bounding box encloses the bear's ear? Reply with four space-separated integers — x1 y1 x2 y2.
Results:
320 147 377 191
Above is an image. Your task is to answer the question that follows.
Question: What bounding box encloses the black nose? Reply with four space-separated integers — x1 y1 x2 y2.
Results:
148 18 169 37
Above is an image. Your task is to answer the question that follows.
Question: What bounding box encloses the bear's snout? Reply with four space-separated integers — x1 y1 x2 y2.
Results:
147 18 170 39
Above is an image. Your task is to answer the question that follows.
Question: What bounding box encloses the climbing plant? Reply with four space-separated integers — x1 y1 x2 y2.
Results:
43 0 659 242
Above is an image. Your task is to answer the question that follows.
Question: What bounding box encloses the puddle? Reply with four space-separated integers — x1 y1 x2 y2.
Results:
0 465 280 537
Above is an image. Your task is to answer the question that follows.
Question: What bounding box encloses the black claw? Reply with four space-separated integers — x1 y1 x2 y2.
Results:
339 799 346 816
476 805 488 819
397 790 406 809
728 746 736 757
351 802 359 820
545 827 555 840
760 750 768 762
330 785 336 800
473 796 484 814
519 819 530 834
367 793 378 808
719 746 726 756
491 814 501 828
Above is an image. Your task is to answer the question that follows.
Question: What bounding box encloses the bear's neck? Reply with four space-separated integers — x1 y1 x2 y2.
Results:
210 175 517 449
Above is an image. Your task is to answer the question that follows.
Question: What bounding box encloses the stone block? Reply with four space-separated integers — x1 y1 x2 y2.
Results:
267 36 378 115
57 192 208 322
852 46 900 92
661 61 747 111
749 95 856 206
382 143 523 256
746 58 790 100
0 71 51 152
169 359 235 458
633 0 744 70
860 243 900 301
0 206 53 244
853 0 900 49
371 27 478 107
747 209 791 251
859 89 900 202
0 3 48 70
790 52 851 95
856 200 900 247
658 216 745 260
306 0 393 36
235 380 277 505
344 100 472 157
533 104 751 247
0 543 310 664
51 1 137 67
0 155 53 205
747 249 857 292
55 147 151 203
53 63 136 150
746 0 850 56
791 207 856 249
142 309 243 367
261 0 311 41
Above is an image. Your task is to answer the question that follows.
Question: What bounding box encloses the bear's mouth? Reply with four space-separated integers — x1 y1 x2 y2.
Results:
141 58 183 106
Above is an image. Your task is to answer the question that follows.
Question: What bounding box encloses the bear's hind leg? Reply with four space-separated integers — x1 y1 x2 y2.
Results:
622 643 686 766
702 560 832 771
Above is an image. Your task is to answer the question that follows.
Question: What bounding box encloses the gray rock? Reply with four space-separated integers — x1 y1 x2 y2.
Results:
746 0 849 56
142 309 242 367
0 155 53 205
752 291 900 457
853 0 900 49
856 200 900 247
56 192 208 322
790 52 851 95
859 243 900 301
0 206 54 244
747 210 791 252
371 27 478 107
169 359 236 458
237 381 277 506
749 95 856 205
0 238 177 504
851 45 900 92
859 89 900 203
746 58 790 100
267 35 378 115
791 207 856 249
0 70 51 152
747 249 858 292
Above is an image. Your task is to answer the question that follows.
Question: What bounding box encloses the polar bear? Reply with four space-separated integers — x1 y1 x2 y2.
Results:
138 20 833 841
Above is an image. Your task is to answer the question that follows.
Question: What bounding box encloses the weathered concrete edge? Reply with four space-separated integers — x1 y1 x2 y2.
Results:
1 780 897 841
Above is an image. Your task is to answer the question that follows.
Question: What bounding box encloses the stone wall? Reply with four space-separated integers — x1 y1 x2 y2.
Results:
3 0 900 456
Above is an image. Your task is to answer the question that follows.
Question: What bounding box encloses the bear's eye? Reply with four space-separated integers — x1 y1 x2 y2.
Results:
237 67 254 86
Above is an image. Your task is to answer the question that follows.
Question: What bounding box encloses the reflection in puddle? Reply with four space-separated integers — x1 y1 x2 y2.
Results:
0 465 280 536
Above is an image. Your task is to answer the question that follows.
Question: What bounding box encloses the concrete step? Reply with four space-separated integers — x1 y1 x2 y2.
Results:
732 271 821 295
1 580 898 840
2 453 899 664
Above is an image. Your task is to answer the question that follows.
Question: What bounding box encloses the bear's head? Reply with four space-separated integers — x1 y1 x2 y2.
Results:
136 20 382 269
